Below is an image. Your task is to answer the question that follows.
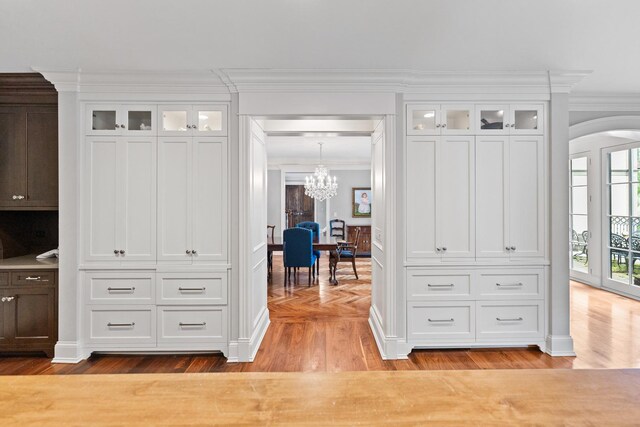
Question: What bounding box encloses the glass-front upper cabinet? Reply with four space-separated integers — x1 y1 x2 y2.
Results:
406 104 473 135
158 105 228 136
86 105 156 136
510 104 544 135
476 104 544 135
407 104 440 135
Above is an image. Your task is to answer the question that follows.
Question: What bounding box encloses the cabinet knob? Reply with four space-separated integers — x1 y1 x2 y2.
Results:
186 125 192 129
192 250 197 255
120 124 126 129
510 246 516 251
436 247 441 252
505 246 511 251
114 250 119 255
436 124 441 128
442 247 447 251
186 250 192 254
442 123 447 128
119 250 125 255
4 296 14 302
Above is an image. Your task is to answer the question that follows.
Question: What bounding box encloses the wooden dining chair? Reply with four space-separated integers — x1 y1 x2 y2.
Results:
335 227 361 280
267 225 276 278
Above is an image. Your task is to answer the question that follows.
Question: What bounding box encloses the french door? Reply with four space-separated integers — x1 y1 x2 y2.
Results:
570 155 589 277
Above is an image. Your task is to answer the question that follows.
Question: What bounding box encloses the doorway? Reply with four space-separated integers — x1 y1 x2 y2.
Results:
285 184 314 228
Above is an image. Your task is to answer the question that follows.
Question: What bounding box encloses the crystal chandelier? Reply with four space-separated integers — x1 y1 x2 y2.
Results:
304 142 338 201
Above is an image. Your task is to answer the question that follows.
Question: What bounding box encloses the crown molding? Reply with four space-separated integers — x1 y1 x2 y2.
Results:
570 93 640 112
220 68 577 97
548 70 592 94
33 68 230 95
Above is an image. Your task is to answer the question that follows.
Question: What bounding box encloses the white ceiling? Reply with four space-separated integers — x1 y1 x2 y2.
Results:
2 1 640 93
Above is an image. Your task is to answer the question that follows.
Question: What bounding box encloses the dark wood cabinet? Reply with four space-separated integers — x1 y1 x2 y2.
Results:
0 105 58 209
0 270 57 357
347 225 372 256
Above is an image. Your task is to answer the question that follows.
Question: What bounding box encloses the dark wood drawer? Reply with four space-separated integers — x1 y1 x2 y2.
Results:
0 272 8 286
11 270 56 286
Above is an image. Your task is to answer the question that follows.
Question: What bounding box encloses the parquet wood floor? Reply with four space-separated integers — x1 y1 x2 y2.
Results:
1 255 639 374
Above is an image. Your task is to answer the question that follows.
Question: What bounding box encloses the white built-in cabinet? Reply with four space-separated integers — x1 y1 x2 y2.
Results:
81 102 229 357
476 135 544 259
157 136 227 263
84 136 157 263
406 135 475 260
405 102 546 352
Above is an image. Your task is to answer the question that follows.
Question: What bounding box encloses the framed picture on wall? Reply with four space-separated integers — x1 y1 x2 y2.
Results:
352 187 372 218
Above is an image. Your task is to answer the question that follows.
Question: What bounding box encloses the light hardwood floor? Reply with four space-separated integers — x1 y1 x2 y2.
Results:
0 255 639 373
2 370 640 425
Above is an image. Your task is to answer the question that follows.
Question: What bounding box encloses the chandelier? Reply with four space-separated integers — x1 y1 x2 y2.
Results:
304 142 338 201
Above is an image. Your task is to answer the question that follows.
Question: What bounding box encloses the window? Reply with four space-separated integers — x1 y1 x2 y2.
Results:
607 147 640 287
570 157 589 274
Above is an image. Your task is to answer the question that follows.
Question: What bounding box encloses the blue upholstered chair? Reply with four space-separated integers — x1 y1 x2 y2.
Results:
283 227 317 286
296 221 321 276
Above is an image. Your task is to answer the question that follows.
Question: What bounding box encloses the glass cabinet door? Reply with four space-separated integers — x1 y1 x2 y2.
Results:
510 105 544 135
441 105 474 135
192 105 227 136
86 105 120 135
476 105 509 134
158 105 191 136
407 105 440 135
124 105 156 136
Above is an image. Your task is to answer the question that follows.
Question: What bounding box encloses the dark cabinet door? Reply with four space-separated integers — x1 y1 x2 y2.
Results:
8 286 56 347
0 107 27 207
285 185 315 228
0 290 10 347
25 107 58 208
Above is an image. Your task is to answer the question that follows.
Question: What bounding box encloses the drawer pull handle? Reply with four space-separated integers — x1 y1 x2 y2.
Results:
428 318 454 323
496 317 523 322
108 322 135 327
178 287 206 292
25 276 43 281
496 282 523 287
2 296 15 302
427 283 454 288
179 322 207 327
107 287 136 292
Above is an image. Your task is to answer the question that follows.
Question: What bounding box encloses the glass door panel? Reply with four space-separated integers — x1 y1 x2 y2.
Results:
407 105 439 135
87 105 120 135
159 106 190 136
511 105 543 135
92 110 117 131
442 105 473 134
196 110 222 132
192 105 227 136
570 156 589 274
476 105 508 134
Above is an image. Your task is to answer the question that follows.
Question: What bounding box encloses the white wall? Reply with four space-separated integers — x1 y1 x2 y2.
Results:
328 170 372 227
267 170 282 237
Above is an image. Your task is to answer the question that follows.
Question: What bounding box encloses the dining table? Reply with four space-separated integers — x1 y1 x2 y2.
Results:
268 235 343 285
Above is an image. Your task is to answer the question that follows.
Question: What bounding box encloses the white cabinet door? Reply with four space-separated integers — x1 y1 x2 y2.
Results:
476 136 510 258
407 104 441 136
86 105 121 136
441 104 474 135
120 137 156 262
406 137 439 259
121 105 156 136
510 104 544 135
192 105 228 136
157 137 193 262
84 137 120 261
437 136 475 258
509 136 544 258
476 104 510 135
158 105 191 136
191 137 227 261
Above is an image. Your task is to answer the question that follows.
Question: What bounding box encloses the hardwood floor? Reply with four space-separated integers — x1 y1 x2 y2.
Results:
0 256 639 374
2 370 640 425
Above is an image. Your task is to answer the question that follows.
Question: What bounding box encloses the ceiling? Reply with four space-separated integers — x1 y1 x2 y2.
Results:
2 1 640 93
266 136 372 165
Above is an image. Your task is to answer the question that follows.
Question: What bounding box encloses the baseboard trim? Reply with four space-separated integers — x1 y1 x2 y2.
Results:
368 306 409 360
230 307 271 363
52 341 88 364
545 334 576 356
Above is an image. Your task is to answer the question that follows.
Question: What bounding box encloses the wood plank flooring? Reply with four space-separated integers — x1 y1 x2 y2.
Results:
1 255 639 374
2 369 640 425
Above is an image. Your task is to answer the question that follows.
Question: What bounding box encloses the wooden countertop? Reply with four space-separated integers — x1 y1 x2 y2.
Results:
0 369 639 425
0 254 58 270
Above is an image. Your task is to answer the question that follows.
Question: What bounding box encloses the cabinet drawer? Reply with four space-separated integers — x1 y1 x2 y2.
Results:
87 305 155 345
85 272 154 304
157 306 227 343
477 270 543 299
407 271 472 300
157 273 227 305
0 272 8 286
11 271 56 286
476 301 543 341
407 302 475 341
